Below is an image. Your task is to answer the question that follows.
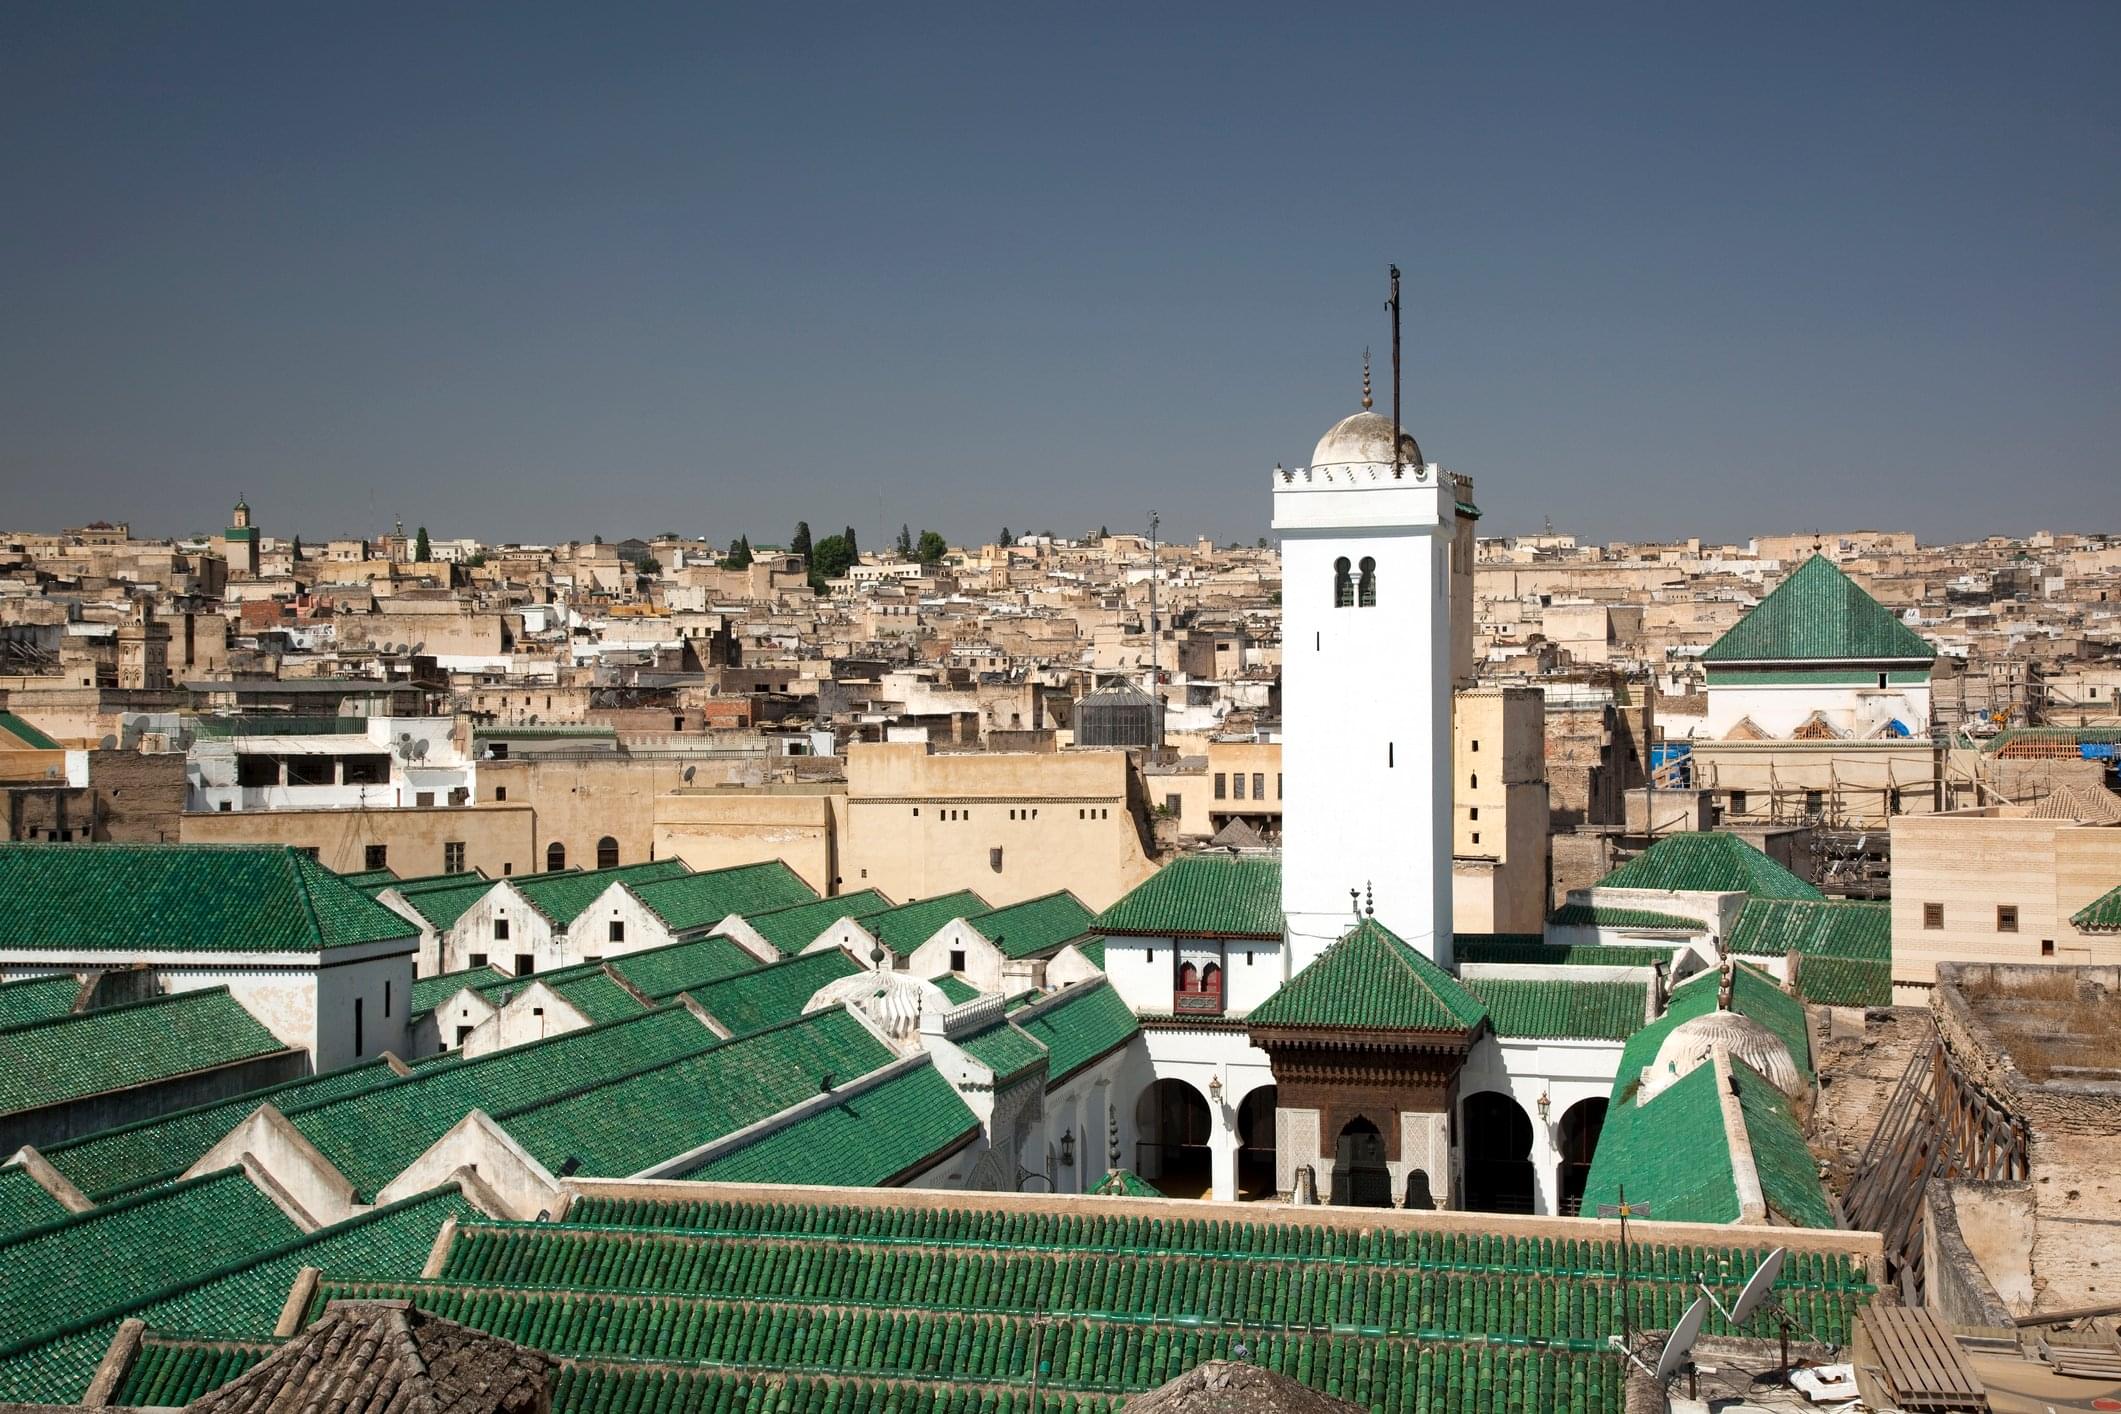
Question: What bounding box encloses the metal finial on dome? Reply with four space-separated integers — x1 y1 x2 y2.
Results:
1361 348 1373 410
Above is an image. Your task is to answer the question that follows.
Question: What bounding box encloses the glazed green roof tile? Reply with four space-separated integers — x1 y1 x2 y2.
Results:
1729 962 1813 1078
0 974 80 1030
1091 1167 1164 1198
968 890 1097 959
0 988 288 1116
863 890 990 957
0 1166 66 1241
629 861 817 933
930 973 980 1005
684 949 862 1035
0 845 417 953
1582 1061 1741 1223
1454 938 1675 968
1010 980 1139 1086
333 867 399 888
408 964 509 1016
502 1008 900 1179
0 1183 473 1405
1250 918 1487 1032
603 937 757 1000
953 1016 1048 1084
538 963 648 1023
1548 903 1705 932
38 1056 415 1201
384 875 499 932
689 1060 978 1187
359 869 471 898
1727 898 1891 961
1702 555 1936 664
739 888 893 957
114 1336 272 1406
515 859 690 926
1077 936 1107 969
1595 833 1825 901
287 1006 721 1200
2069 882 2121 932
1093 853 1284 937
1793 955 1892 1008
0 712 62 751
1465 978 1648 1042
0 1168 299 1364
1732 1060 1836 1228
471 724 614 738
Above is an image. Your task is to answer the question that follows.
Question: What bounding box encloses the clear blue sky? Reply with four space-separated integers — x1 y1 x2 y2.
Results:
3 3 2115 549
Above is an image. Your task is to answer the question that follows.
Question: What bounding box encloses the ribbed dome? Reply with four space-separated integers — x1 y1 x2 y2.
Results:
804 969 952 1046
1643 1011 1804 1100
1310 411 1422 471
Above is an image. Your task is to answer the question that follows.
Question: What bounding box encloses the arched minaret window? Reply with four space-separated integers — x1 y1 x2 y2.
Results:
1333 557 1354 608
1358 556 1377 607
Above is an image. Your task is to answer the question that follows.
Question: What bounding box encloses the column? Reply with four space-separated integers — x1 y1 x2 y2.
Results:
1210 1105 1238 1203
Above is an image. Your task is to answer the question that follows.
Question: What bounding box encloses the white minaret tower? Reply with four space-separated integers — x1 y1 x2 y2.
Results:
1274 353 1457 970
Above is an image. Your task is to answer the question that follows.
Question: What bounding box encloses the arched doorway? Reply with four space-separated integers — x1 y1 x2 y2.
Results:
1463 1091 1535 1214
1332 1116 1390 1207
596 836 620 869
1555 1097 1608 1216
1135 1079 1211 1199
1235 1086 1277 1200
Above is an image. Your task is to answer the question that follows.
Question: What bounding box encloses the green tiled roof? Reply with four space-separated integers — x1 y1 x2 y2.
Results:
1455 938 1674 968
0 712 62 750
1250 918 1487 1032
1093 853 1283 937
860 890 990 958
2069 882 2121 932
1595 833 1824 901
1729 962 1813 1079
333 867 399 888
953 1017 1048 1084
967 890 1096 959
1582 1061 1740 1223
604 937 757 1000
1548 903 1705 932
0 1166 67 1242
515 859 690 927
358 869 470 898
1727 898 1890 960
1466 979 1647 1041
0 1168 299 1366
1091 1167 1164 1198
384 875 499 932
689 1061 977 1186
629 861 817 933
929 973 980 1005
502 1008 899 1180
0 988 288 1116
1983 726 2121 755
739 888 893 957
408 964 508 1016
1010 980 1140 1086
0 845 417 953
0 974 80 1030
115 1337 272 1406
1077 937 1106 969
1732 1060 1836 1228
685 949 862 1035
1702 555 1936 664
537 963 648 1023
1793 955 1892 1008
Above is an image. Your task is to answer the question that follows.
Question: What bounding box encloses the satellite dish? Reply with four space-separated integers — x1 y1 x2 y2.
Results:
412 740 429 760
410 642 425 656
99 735 117 750
1654 1297 1709 1383
1726 1247 1786 1328
682 766 697 783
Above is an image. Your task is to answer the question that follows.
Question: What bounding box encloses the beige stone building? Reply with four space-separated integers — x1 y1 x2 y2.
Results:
1451 686 1550 934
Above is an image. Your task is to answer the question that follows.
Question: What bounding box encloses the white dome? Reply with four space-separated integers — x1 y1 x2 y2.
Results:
804 969 952 1046
1310 410 1423 471
1641 1011 1804 1101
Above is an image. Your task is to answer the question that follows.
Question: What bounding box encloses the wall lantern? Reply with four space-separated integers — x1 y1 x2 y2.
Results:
1536 1090 1552 1126
1059 1131 1074 1167
1208 1075 1224 1105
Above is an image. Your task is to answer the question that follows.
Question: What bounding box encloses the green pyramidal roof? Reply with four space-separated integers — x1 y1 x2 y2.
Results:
1702 555 1935 664
1249 917 1487 1032
1595 833 1824 901
1093 853 1283 937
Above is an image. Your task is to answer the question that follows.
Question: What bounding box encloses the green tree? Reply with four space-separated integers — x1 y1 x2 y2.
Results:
897 524 913 557
999 527 1014 547
915 529 948 564
790 521 813 560
841 525 858 558
637 554 661 574
1256 536 1269 549
414 526 430 561
809 532 858 590
722 535 753 570
1098 525 1110 540
290 535 303 560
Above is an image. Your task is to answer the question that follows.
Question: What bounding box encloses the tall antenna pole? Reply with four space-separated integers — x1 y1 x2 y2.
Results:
1388 264 1403 479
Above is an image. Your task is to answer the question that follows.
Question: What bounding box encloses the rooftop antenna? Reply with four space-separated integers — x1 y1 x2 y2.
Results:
1387 264 1403 480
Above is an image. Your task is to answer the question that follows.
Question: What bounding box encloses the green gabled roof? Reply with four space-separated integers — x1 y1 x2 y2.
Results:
1093 853 1283 937
863 890 991 958
1464 978 1647 1042
537 963 648 1023
629 861 818 933
0 845 417 953
1076 937 1106 969
0 1168 299 1367
685 949 863 1035
739 888 894 957
1793 955 1892 1008
36 1056 416 1203
501 1008 900 1180
0 1183 474 1405
1731 1059 1836 1228
2070 882 2121 932
953 1017 1048 1085
356 869 468 898
604 937 758 1000
1010 980 1139 1086
1091 1167 1165 1198
383 875 499 932
514 859 690 927
967 890 1097 959
333 867 399 888
0 973 81 1030
1727 898 1890 960
114 1334 273 1406
1702 555 1935 664
1582 1060 1741 1224
1728 961 1813 1078
1595 833 1824 901
1454 938 1674 968
0 988 288 1117
0 1166 67 1243
0 712 62 751
689 1060 978 1188
1250 918 1487 1033
1548 903 1706 933
408 964 509 1016
930 974 980 1005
